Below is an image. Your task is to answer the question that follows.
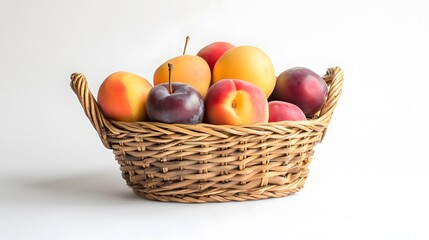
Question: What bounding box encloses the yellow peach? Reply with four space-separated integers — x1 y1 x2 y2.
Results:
213 46 276 97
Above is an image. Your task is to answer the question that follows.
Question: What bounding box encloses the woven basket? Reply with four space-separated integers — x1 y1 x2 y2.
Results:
70 67 343 203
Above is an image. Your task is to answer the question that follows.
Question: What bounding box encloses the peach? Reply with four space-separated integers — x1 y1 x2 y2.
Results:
212 46 276 97
153 55 211 99
97 71 152 122
205 79 268 125
268 101 306 122
197 41 235 73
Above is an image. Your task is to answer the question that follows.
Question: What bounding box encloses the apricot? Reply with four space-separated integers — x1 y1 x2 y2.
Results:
153 55 211 99
205 79 268 125
97 71 152 122
212 46 276 97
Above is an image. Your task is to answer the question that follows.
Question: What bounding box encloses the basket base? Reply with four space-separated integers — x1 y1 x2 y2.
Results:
131 177 307 203
118 144 314 203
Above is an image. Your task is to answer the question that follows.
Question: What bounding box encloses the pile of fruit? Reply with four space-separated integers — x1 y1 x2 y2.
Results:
97 37 328 125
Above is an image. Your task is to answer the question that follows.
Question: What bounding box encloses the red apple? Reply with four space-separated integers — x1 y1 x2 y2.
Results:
197 41 234 73
270 67 328 117
268 101 306 122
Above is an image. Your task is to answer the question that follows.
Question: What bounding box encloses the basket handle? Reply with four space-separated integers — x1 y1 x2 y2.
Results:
70 73 121 149
319 67 344 140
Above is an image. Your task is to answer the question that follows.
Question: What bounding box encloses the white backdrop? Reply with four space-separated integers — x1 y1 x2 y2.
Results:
1 0 428 239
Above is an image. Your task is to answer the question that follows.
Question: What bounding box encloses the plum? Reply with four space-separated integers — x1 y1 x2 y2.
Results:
270 67 328 117
146 64 204 124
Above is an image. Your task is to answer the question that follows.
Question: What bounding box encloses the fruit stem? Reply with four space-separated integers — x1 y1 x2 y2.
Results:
183 36 190 55
168 63 173 94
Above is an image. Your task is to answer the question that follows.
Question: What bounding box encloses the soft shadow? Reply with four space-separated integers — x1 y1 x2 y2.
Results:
19 169 141 205
17 169 304 207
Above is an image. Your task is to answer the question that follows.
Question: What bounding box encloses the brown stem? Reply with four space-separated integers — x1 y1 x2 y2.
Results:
183 36 190 55
168 63 173 94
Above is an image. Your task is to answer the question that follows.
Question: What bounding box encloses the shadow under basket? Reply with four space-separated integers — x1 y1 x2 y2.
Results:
70 67 343 203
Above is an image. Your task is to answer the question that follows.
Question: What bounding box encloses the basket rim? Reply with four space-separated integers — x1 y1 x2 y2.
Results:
107 114 331 134
110 113 328 127
71 67 343 148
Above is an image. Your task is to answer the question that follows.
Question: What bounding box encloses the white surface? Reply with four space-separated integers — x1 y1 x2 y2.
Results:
1 0 428 239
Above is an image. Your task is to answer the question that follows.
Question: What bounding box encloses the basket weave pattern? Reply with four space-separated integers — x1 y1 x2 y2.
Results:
70 67 343 203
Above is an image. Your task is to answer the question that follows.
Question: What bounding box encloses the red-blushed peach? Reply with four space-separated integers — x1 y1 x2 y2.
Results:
212 46 276 97
197 41 235 73
204 79 268 125
97 71 152 122
268 101 306 122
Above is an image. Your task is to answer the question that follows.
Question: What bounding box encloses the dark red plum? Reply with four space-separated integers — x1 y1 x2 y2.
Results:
270 67 328 117
146 82 204 124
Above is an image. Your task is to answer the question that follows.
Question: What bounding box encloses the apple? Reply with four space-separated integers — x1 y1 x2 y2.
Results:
212 45 276 97
204 79 268 125
268 101 306 122
197 41 235 73
146 63 204 124
97 71 152 122
270 67 328 117
154 36 211 99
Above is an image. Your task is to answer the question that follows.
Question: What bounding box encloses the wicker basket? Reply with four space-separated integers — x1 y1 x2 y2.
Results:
70 67 343 203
